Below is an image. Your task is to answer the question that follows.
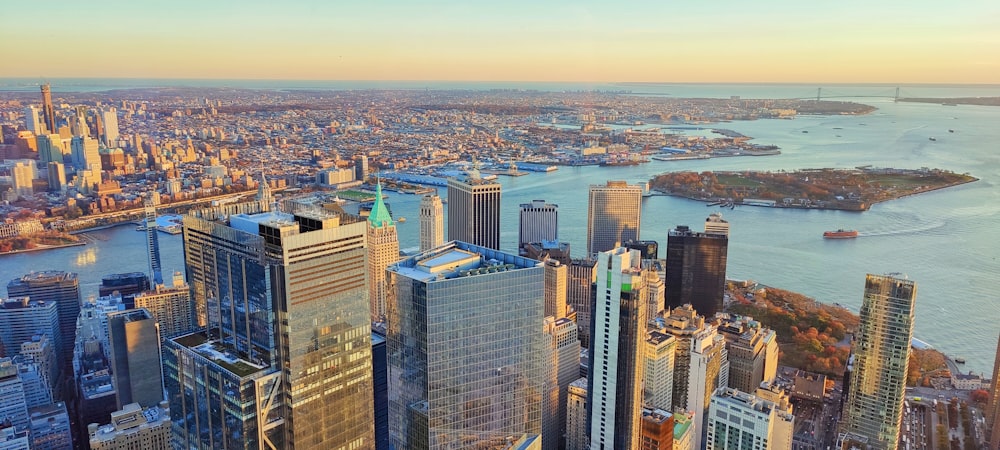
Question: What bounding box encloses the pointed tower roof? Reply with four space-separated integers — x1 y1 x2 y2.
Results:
368 180 393 228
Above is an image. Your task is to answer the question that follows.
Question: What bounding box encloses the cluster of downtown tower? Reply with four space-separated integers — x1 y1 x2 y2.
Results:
6 156 995 450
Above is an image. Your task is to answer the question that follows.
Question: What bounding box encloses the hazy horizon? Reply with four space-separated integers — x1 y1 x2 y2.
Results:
2 1 998 84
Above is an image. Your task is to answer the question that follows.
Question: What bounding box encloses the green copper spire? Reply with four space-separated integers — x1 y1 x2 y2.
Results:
368 180 393 228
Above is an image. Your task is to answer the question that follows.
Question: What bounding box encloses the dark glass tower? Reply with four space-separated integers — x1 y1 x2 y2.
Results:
665 225 729 317
447 169 502 250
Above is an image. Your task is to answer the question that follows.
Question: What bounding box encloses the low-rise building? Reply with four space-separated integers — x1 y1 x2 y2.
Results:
88 402 171 450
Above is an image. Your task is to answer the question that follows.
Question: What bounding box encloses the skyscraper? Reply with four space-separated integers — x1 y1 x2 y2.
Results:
106 309 162 409
716 313 779 395
168 205 375 449
133 277 193 340
40 83 56 135
519 200 558 252
88 402 171 450
367 181 399 321
0 298 62 375
143 200 163 286
657 304 706 416
354 155 368 182
542 316 580 450
543 259 568 319
567 258 597 348
98 272 150 310
418 194 444 252
988 332 1000 450
644 331 676 412
566 377 589 450
447 172 502 250
0 359 30 432
704 212 730 237
665 225 729 317
387 241 545 449
586 181 642 255
587 247 647 449
840 274 917 450
685 324 728 450
24 105 43 135
7 271 80 369
36 134 63 164
99 108 119 148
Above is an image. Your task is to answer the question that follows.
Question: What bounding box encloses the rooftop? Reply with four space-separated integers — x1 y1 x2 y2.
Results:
171 332 266 378
390 241 540 283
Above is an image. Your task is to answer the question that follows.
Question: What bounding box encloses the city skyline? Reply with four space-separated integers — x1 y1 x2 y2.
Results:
1 1 999 83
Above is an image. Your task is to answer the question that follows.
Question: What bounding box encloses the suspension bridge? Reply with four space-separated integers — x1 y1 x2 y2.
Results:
784 87 910 101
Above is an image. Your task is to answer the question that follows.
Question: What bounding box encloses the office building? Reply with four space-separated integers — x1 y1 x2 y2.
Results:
132 279 192 340
0 359 29 432
704 212 730 237
168 205 375 449
716 313 779 394
40 84 56 135
566 377 588 450
656 304 705 412
586 181 642 255
447 172 502 250
840 274 917 450
74 295 124 435
70 106 89 138
567 259 597 348
587 247 647 449
99 108 118 148
29 401 72 450
13 362 50 411
88 402 171 450
989 332 1000 450
7 271 80 369
70 136 102 172
519 200 558 252
542 317 580 450
387 241 545 449
625 239 659 260
706 386 794 450
36 134 63 165
418 194 444 252
686 323 728 450
543 259 569 319
644 331 676 411
367 182 399 321
640 408 674 450
372 331 388 450
0 299 61 370
18 336 58 401
107 309 162 409
98 273 150 310
10 161 34 198
643 260 666 320
46 162 65 192
0 426 29 450
523 240 572 265
665 225 729 317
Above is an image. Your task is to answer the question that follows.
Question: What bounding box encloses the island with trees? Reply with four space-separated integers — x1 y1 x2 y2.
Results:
650 167 977 211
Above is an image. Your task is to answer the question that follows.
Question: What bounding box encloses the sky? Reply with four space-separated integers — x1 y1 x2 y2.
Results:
2 0 998 83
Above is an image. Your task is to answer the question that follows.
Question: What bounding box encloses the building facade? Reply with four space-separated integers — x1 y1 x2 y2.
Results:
839 274 917 450
586 181 642 255
418 194 444 252
566 259 596 348
367 182 399 321
106 309 162 409
519 200 558 252
716 314 779 394
706 387 794 450
566 377 588 450
6 271 80 369
989 332 1000 450
542 317 580 450
446 175 502 250
88 402 171 450
665 226 729 317
387 242 545 449
587 247 647 449
132 282 193 340
644 331 676 412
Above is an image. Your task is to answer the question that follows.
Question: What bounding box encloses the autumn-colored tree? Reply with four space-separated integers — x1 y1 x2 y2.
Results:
970 389 989 405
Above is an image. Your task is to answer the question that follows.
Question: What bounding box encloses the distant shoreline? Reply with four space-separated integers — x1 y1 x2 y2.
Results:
0 241 86 257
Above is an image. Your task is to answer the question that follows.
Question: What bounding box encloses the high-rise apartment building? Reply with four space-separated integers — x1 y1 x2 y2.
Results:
665 225 729 317
704 212 730 237
88 402 171 450
706 386 794 450
989 332 1000 450
106 309 162 409
70 135 102 172
519 200 558 252
10 161 34 198
686 323 728 450
23 105 43 135
446 174 502 250
367 182 398 321
566 377 589 450
18 335 58 401
40 84 56 135
36 134 63 165
567 259 597 348
840 274 917 450
587 247 647 449
542 317 580 450
46 161 65 192
354 155 368 182
586 181 642 255
716 313 779 394
644 331 676 412
168 206 375 449
657 304 706 412
418 194 444 252
7 272 80 369
133 280 193 340
144 200 163 286
387 241 545 449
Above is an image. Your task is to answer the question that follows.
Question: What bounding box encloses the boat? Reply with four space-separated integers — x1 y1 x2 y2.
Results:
929 137 936 141
397 217 406 223
954 357 965 364
823 229 859 239
948 129 955 133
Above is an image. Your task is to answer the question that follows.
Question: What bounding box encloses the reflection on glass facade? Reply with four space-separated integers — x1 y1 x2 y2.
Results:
586 181 642 255
387 242 545 449
169 206 374 449
665 225 728 317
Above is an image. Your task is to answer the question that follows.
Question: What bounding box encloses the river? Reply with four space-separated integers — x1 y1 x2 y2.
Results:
1 84 998 375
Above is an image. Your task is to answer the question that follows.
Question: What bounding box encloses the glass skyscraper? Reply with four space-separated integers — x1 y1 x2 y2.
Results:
166 205 374 449
386 241 545 449
665 225 729 317
840 273 916 450
586 181 642 256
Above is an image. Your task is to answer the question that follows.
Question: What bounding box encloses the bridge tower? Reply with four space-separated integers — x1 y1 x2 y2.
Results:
894 87 900 102
817 87 822 101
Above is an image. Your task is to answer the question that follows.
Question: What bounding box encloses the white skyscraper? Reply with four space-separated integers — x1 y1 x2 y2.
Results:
644 331 676 411
100 108 119 148
24 106 43 134
418 194 444 252
586 181 642 255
